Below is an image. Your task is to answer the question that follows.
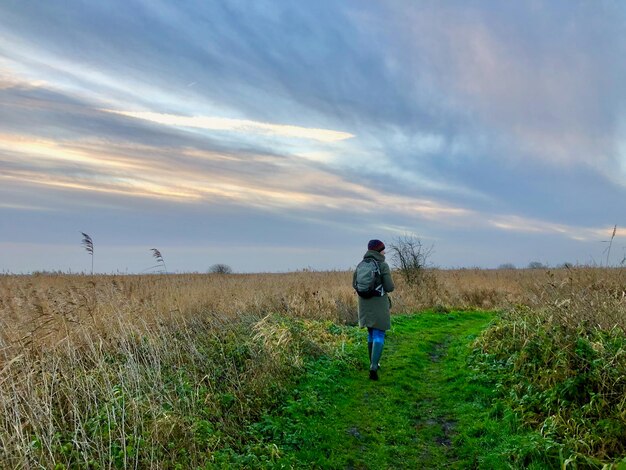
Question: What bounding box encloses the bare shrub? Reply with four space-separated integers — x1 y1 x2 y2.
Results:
209 263 234 274
388 235 434 286
498 263 516 269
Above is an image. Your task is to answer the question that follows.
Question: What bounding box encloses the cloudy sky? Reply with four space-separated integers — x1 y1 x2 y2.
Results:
1 1 625 273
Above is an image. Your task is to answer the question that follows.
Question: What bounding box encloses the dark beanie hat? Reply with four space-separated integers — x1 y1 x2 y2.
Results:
368 239 385 252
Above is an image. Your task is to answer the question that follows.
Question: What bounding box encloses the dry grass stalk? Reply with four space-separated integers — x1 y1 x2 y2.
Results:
1 267 624 466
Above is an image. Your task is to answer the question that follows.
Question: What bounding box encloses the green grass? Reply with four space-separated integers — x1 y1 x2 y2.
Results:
250 311 558 469
473 307 626 469
17 309 624 468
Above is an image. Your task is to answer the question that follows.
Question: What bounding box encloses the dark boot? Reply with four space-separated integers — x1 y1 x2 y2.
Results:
369 369 379 381
370 342 384 373
368 342 382 370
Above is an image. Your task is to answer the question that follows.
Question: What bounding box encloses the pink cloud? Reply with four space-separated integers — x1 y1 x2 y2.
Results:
374 3 621 170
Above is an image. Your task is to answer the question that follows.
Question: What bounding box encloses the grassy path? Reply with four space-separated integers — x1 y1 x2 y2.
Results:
252 310 540 469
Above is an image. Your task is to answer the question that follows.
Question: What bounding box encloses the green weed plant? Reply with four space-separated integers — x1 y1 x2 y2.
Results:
0 313 355 468
473 267 626 470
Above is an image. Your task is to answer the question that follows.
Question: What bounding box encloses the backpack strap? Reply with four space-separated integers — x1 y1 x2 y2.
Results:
372 259 384 296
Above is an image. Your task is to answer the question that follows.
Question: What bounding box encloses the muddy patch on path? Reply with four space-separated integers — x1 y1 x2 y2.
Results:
435 420 456 447
428 337 451 362
415 417 457 447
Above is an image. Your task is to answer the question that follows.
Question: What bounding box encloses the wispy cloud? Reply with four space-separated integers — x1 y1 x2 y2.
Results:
488 215 626 243
0 66 47 90
0 202 50 211
105 110 355 143
0 133 141 171
381 2 625 170
2 1 626 270
0 130 469 220
5 125 617 245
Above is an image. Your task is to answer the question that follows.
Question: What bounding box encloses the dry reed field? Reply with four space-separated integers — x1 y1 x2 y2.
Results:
0 268 533 357
1 267 625 467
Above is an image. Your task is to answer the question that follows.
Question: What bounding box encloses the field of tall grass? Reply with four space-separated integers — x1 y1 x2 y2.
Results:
1 267 625 467
472 267 626 468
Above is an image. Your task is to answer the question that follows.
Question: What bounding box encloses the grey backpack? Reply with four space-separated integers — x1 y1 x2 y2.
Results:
353 258 384 298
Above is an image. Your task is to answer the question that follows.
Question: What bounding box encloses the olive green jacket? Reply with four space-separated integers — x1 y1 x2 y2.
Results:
354 250 395 331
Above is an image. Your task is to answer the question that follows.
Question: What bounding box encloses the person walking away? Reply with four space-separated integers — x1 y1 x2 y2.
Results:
353 239 395 380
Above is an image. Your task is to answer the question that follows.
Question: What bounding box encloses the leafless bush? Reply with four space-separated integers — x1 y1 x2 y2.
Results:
498 263 516 269
388 235 434 286
209 263 233 274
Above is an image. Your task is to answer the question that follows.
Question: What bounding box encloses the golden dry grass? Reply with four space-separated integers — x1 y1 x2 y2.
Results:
0 272 355 358
0 271 359 467
2 267 624 358
0 267 624 467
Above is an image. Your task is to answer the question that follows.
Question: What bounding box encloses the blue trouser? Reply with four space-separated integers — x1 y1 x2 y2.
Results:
367 328 385 344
